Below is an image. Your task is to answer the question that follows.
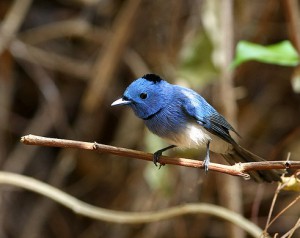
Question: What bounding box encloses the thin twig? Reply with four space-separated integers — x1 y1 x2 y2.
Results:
21 134 245 176
0 171 262 238
21 134 300 178
10 40 92 80
265 182 282 231
287 217 300 238
0 0 33 54
19 19 106 45
264 169 299 232
280 217 300 238
267 194 300 230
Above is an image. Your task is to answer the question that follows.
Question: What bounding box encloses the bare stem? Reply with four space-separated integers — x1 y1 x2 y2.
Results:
20 134 300 179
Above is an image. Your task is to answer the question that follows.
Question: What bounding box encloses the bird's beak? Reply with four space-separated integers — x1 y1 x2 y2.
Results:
111 97 131 106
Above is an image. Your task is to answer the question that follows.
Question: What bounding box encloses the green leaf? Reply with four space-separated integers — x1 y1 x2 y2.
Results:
231 40 300 68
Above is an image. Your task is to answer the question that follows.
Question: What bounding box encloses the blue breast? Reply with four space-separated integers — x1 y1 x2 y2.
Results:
144 103 191 139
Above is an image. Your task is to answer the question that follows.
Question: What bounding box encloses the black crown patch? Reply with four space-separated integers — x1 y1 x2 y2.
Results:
142 74 162 83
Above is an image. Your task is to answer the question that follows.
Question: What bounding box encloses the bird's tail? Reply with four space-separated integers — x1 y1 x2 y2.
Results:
222 144 282 183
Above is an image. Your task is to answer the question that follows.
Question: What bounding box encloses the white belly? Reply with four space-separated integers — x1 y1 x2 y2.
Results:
163 123 233 154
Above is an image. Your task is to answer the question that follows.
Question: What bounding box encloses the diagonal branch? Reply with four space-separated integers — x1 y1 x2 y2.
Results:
20 134 300 179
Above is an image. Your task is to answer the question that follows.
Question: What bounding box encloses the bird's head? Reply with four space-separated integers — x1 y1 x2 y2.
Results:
111 74 171 120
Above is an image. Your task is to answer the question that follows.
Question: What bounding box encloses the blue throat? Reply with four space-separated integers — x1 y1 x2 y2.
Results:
142 108 163 120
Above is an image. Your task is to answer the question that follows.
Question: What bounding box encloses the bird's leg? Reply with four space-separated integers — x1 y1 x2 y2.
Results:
203 140 211 173
153 145 177 167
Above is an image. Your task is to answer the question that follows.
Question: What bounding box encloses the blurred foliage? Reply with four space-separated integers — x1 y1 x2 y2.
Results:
143 164 174 196
179 32 218 87
281 175 300 192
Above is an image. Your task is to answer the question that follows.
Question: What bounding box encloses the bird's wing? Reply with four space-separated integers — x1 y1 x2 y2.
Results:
205 112 239 143
179 87 238 144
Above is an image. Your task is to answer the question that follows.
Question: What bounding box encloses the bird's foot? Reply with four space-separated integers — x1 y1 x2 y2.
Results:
153 145 176 168
203 156 210 173
153 150 164 167
203 141 211 173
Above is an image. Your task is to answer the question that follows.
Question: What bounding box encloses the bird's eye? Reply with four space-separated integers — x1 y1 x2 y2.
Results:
139 93 147 99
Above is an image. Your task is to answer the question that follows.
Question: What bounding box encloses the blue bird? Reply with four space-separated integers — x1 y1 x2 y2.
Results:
112 74 282 182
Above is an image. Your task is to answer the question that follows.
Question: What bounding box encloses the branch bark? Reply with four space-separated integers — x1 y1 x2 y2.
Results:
20 134 300 179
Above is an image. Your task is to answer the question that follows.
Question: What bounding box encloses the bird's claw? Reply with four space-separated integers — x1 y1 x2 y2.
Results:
203 156 210 173
153 151 161 167
153 151 165 169
153 145 176 168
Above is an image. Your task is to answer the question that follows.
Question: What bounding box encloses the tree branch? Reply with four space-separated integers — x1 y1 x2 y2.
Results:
0 171 263 238
20 135 300 179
